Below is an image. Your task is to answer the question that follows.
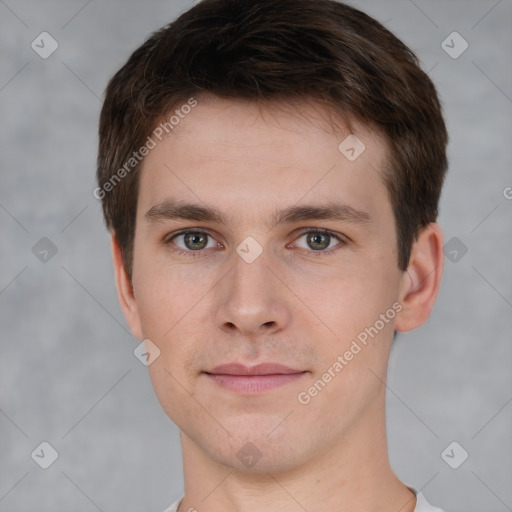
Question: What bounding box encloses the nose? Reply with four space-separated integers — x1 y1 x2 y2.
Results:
214 245 291 338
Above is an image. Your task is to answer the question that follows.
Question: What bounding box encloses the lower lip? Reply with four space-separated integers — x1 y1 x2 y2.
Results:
205 373 307 393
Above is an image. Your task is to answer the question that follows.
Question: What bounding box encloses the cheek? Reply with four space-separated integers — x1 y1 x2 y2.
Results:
132 239 212 335
131 251 222 407
289 254 400 340
131 259 204 417
294 264 397 417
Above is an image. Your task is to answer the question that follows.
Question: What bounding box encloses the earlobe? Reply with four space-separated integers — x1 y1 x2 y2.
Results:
395 223 444 332
110 233 143 340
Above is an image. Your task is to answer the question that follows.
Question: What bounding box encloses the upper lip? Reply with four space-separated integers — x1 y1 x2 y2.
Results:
206 363 304 376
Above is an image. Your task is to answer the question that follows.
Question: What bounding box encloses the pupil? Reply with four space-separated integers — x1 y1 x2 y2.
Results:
185 232 207 250
308 233 329 250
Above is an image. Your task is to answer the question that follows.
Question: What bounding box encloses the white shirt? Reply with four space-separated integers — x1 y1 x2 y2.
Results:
162 488 444 512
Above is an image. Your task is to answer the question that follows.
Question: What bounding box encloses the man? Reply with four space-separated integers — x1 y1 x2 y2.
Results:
96 0 447 510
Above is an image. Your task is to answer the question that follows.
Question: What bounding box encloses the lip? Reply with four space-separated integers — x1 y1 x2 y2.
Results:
208 363 303 375
204 363 307 393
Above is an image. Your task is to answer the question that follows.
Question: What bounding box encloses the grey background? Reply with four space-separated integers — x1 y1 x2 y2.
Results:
1 0 511 511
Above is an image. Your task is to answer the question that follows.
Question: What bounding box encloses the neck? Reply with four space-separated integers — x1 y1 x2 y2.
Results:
177 390 416 512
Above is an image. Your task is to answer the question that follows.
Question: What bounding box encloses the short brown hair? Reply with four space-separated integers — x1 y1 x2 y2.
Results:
97 0 448 277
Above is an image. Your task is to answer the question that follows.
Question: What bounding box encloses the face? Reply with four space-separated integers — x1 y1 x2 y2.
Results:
123 97 411 472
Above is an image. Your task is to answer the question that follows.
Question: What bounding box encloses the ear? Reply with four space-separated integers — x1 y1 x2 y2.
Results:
110 232 143 340
395 223 444 332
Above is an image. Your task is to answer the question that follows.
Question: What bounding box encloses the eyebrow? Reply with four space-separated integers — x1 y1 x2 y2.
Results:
144 199 371 229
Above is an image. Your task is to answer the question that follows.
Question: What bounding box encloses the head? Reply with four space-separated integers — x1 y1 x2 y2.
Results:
97 0 447 472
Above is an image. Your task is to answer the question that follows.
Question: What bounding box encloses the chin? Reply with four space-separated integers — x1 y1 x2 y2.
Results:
201 425 309 474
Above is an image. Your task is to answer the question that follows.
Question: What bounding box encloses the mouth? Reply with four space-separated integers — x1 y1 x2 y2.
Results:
203 363 308 393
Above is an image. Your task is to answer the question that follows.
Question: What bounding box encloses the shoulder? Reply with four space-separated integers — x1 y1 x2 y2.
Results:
162 492 444 512
161 496 183 512
414 490 445 512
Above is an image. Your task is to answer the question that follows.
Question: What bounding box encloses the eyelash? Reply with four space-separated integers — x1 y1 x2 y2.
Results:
163 228 347 259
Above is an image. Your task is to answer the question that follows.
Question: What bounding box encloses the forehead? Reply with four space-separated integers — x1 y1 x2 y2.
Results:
155 95 385 157
137 96 391 226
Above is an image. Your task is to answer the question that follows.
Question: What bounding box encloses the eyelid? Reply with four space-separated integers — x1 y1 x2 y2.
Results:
164 228 217 243
289 228 347 254
163 228 222 255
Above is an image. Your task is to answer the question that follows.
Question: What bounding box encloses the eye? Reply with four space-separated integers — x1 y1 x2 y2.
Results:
163 228 345 258
167 230 219 252
292 229 344 253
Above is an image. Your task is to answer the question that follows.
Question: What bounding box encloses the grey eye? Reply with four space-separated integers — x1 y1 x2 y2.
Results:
295 231 340 252
184 232 208 250
306 232 331 250
172 231 216 251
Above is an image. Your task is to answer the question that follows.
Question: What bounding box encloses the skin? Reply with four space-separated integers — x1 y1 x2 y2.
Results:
112 96 444 512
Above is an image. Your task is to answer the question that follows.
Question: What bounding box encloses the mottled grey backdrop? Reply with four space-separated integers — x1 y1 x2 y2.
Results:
1 1 511 511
